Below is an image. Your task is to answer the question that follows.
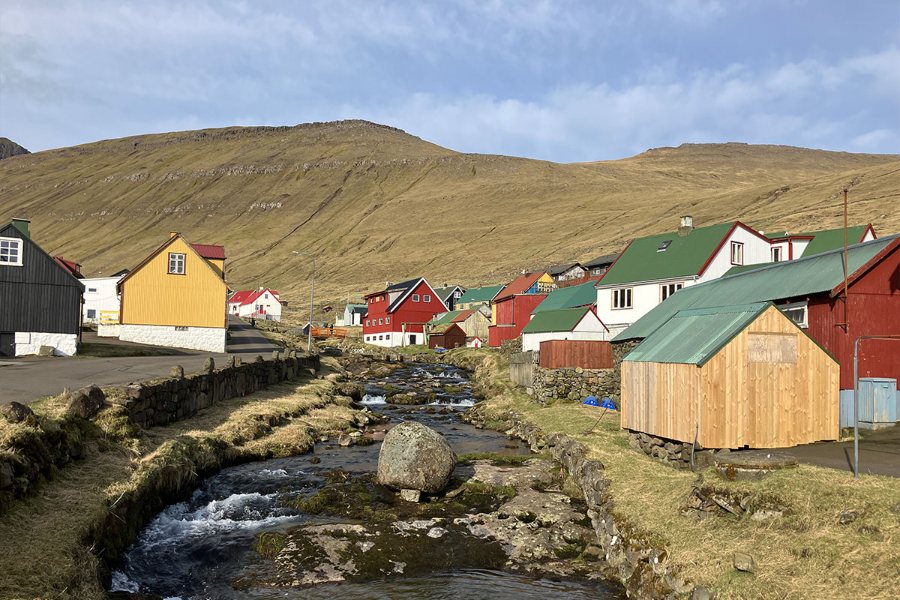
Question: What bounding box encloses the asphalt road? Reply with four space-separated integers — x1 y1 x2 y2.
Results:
0 317 278 405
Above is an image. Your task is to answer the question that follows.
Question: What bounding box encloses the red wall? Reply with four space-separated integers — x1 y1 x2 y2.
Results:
363 281 448 337
489 294 547 347
806 245 900 389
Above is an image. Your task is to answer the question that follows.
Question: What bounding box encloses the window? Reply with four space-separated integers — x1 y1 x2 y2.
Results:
777 302 808 329
423 294 431 302
454 291 461 298
264 293 269 299
87 309 96 319
366 319 370 326
168 252 186 274
412 294 420 302
379 335 384 340
660 283 683 301
612 288 632 309
386 317 390 324
657 240 672 252
730 242 743 265
772 247 782 262
87 287 98 293
378 318 383 325
0 238 22 266
381 295 385 301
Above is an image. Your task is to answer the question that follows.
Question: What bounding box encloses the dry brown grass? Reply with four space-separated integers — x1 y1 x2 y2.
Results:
0 358 362 600
0 121 896 307
476 358 900 600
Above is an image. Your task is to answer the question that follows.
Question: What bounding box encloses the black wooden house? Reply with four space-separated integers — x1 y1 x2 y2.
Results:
0 219 84 356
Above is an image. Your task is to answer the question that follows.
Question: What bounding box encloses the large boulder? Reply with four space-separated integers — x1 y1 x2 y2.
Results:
1 401 36 425
377 422 457 493
65 385 106 419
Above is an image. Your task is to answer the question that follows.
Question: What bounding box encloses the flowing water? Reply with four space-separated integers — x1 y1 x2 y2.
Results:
111 363 622 599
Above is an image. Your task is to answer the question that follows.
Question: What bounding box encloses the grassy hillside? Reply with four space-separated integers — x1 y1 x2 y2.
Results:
1 120 897 312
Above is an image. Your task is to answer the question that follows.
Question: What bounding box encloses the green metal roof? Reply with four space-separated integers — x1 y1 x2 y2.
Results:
428 310 464 325
623 303 770 366
596 222 737 286
725 262 777 276
797 226 869 257
521 307 592 334
457 285 504 304
532 281 596 314
614 235 898 342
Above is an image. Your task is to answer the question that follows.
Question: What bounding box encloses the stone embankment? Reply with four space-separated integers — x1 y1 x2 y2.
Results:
0 350 320 515
463 404 700 600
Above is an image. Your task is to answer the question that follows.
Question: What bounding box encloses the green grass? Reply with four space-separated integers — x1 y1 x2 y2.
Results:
76 342 179 357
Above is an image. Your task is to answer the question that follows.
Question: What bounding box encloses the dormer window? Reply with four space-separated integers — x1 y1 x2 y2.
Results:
0 238 22 266
657 240 672 252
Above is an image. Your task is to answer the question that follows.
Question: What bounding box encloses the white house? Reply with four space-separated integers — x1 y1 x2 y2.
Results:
228 288 282 322
336 303 367 327
520 306 609 353
595 217 775 337
82 270 128 327
766 224 876 263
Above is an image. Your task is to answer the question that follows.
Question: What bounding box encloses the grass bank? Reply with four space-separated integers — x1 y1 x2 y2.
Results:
468 352 900 600
0 357 364 600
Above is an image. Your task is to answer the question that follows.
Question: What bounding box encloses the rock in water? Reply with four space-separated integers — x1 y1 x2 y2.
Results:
377 421 457 493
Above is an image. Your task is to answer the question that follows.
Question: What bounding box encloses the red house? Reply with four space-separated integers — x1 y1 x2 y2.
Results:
363 278 449 347
487 271 555 347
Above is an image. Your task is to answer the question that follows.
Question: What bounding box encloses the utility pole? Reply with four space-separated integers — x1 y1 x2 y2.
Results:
292 251 316 352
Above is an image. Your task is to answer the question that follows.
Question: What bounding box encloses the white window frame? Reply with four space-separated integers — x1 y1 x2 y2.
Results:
772 247 782 262
777 301 808 329
730 241 744 266
612 287 633 310
366 319 370 327
379 318 383 325
423 294 431 303
386 317 390 324
168 252 186 274
0 237 23 266
412 294 420 302
660 282 683 302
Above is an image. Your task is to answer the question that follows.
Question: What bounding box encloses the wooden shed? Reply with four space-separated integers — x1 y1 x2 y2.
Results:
621 302 839 449
428 323 466 350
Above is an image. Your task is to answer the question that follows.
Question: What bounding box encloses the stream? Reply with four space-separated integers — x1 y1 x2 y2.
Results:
110 363 623 599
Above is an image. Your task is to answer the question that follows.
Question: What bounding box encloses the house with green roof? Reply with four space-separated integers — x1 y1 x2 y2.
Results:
456 285 504 311
767 223 875 263
621 301 840 449
615 234 900 397
432 285 466 311
531 280 596 315
520 306 608 352
595 216 775 336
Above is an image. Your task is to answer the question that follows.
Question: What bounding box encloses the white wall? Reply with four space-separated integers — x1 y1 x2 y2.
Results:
120 324 227 353
698 227 773 283
363 330 423 348
14 332 78 356
82 276 123 322
521 312 609 352
596 277 699 330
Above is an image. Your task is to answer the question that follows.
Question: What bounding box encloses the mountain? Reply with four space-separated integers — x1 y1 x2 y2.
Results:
0 120 897 312
0 137 30 160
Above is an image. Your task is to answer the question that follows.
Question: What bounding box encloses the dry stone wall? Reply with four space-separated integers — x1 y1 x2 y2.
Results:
531 366 618 405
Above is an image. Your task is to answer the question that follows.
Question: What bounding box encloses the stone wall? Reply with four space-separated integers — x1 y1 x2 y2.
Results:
119 323 227 353
108 351 320 428
626 431 724 471
531 365 618 405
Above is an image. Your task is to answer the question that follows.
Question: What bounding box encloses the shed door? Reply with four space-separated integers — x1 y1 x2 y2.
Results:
0 332 14 357
858 378 898 424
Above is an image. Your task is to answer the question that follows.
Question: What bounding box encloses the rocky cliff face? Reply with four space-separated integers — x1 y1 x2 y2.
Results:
0 138 29 160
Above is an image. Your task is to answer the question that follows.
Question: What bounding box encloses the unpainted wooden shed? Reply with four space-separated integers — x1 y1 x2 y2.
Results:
621 302 839 449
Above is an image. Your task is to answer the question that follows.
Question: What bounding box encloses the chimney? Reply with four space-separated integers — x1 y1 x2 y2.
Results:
169 231 178 238
678 215 694 237
11 218 30 239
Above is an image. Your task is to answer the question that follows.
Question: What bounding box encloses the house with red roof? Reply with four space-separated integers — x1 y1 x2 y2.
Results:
488 270 556 347
228 288 282 322
53 256 83 279
363 278 448 347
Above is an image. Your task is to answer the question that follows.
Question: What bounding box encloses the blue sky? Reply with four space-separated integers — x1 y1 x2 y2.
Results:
1 0 898 162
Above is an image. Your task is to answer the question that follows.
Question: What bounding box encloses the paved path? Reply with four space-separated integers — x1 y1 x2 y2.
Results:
757 425 900 478
0 317 279 405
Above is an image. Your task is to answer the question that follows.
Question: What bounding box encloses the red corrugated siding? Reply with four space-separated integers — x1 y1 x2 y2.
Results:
806 244 900 389
489 294 548 347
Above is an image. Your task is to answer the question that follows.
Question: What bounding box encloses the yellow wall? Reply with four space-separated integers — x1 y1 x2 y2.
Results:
536 272 556 293
121 237 227 328
206 258 225 279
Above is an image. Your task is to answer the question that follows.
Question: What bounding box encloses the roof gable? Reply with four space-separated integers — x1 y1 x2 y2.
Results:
583 253 619 268
431 323 465 335
496 271 546 300
521 306 593 334
598 222 753 286
547 263 581 276
0 222 85 289
386 278 441 312
614 234 900 342
433 285 464 302
797 225 872 257
117 234 226 291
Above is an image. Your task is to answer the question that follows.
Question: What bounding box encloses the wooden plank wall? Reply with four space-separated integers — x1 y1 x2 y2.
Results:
622 306 839 448
539 340 613 369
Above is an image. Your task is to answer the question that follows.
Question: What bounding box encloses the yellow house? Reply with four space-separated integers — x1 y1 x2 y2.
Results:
117 233 228 352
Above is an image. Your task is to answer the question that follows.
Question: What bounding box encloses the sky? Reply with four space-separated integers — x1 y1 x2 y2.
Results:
1 0 898 162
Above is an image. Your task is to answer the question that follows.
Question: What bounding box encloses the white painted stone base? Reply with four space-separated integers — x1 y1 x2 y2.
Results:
14 332 79 356
98 323 121 338
362 330 424 348
119 324 227 353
